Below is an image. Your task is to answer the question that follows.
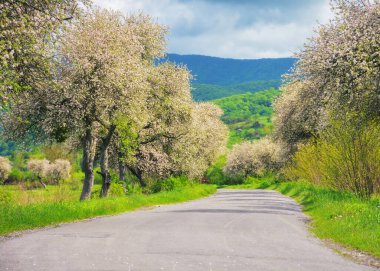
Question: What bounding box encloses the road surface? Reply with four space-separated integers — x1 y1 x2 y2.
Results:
0 189 376 271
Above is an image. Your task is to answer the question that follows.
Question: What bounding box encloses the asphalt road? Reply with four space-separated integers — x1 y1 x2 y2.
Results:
0 189 376 271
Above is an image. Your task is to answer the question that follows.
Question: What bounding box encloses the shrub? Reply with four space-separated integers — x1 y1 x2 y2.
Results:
284 118 380 197
224 138 284 181
91 183 125 199
0 156 11 183
27 159 71 185
223 141 259 181
125 183 142 195
47 159 71 184
151 176 189 193
27 159 50 179
205 155 228 185
8 168 37 183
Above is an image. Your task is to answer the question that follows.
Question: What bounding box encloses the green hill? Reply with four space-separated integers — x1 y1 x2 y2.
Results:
192 80 281 101
212 88 280 146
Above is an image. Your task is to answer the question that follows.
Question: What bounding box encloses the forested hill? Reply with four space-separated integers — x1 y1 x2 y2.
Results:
165 54 296 85
164 54 295 101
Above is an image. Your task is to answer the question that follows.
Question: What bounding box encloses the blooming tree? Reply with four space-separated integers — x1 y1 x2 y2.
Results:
291 0 380 120
171 102 228 179
118 68 228 185
123 63 193 184
0 0 87 104
273 0 380 158
273 81 327 151
224 138 284 180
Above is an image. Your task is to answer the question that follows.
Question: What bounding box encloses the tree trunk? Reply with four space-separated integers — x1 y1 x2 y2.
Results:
118 159 127 193
127 165 146 187
38 176 47 189
136 168 145 187
119 160 126 182
80 128 97 201
99 149 111 197
99 125 116 198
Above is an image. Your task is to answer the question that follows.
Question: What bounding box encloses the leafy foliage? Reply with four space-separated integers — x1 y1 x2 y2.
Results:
291 0 380 121
151 176 189 193
273 81 325 150
205 156 228 185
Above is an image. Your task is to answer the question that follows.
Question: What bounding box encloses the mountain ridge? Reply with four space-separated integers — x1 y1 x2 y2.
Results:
164 53 296 86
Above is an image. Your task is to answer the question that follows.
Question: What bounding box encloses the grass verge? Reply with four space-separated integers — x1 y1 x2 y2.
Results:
226 177 380 259
0 184 216 236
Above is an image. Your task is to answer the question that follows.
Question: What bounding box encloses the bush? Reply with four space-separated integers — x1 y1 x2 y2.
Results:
27 159 50 179
27 159 71 185
91 183 125 199
48 159 71 184
284 118 380 197
0 156 11 183
206 156 229 185
8 168 37 183
125 183 142 195
151 176 189 193
224 138 284 181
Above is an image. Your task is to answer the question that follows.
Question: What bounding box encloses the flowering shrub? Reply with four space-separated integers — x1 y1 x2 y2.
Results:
27 159 50 179
224 138 284 180
48 159 71 184
28 159 71 184
0 157 11 182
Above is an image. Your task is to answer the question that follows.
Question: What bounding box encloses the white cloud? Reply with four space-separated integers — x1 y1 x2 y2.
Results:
94 0 333 59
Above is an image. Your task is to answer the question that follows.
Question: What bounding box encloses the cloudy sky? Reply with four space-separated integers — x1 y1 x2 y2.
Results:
94 0 332 59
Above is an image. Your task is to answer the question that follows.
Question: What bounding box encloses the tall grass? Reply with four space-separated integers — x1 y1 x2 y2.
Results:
227 177 380 258
0 184 216 236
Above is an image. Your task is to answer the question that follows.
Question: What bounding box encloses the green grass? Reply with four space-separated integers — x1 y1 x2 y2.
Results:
0 184 216 236
226 177 380 258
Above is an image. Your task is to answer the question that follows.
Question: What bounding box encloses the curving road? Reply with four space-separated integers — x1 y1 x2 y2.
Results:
0 189 376 271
